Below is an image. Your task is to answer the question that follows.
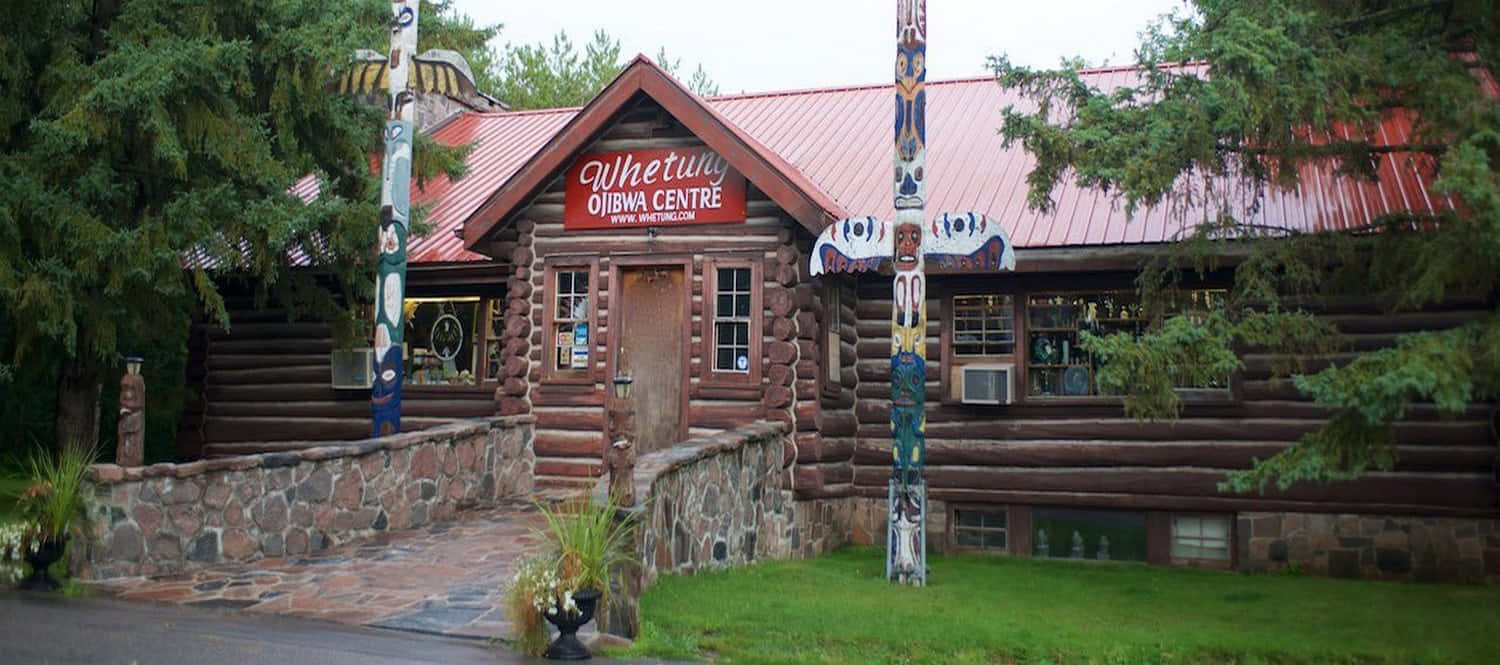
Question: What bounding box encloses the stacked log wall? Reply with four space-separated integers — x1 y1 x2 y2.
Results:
849 278 1499 517
511 96 813 488
801 274 858 499
186 287 503 458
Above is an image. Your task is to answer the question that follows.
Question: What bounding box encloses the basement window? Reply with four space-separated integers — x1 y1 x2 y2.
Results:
1171 515 1231 562
952 507 1008 552
1033 507 1147 562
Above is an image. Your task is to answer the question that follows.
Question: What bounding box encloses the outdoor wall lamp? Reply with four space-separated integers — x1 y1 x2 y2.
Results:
612 372 634 400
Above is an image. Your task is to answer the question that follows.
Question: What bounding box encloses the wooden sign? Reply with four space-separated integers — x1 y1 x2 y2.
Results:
564 148 746 229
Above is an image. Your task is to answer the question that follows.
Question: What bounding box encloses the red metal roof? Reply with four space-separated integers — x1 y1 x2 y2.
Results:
402 63 1452 262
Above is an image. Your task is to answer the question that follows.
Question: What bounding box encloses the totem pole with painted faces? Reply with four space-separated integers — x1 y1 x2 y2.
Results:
336 2 477 436
809 0 1016 585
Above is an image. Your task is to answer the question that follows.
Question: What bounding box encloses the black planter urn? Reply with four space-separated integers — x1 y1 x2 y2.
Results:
542 588 602 660
20 536 67 592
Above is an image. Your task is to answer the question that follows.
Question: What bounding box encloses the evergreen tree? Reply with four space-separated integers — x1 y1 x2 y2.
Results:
656 48 721 98
493 30 721 109
991 1 1499 491
0 0 470 454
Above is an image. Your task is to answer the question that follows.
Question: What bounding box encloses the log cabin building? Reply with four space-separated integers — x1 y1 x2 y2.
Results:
184 56 1500 581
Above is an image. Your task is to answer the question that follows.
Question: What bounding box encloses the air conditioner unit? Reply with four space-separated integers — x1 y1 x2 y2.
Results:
331 348 375 389
959 363 1014 405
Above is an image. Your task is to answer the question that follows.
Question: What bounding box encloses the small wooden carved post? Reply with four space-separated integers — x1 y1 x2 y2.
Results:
607 374 637 506
607 436 635 506
116 356 145 467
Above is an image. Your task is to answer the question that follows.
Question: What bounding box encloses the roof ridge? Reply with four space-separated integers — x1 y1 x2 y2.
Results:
699 61 1206 103
467 106 582 118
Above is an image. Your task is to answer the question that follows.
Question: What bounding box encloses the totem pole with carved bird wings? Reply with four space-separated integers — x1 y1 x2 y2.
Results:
809 0 1016 586
334 2 477 436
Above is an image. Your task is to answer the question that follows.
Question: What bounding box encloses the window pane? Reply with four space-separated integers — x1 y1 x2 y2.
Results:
716 348 734 371
952 294 1014 356
734 323 748 345
1172 515 1230 561
1033 508 1147 562
736 268 751 290
735 294 751 318
717 268 734 289
983 530 1007 550
956 530 981 548
551 269 592 374
404 299 480 385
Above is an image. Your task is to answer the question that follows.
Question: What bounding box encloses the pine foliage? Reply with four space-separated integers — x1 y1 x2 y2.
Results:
992 1 1500 491
0 0 473 450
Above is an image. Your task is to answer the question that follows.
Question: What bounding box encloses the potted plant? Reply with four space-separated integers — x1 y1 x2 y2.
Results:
12 442 96 591
504 494 636 660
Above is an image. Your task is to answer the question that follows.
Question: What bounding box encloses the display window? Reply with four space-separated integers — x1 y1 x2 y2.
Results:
403 297 489 386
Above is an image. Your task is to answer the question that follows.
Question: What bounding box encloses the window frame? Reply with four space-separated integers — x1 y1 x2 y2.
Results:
542 259 601 385
1169 512 1235 567
948 504 1011 554
701 256 763 386
941 290 1020 404
386 296 493 392
1019 288 1234 403
820 280 844 398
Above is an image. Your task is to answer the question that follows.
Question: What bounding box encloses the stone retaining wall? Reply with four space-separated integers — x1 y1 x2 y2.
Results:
597 421 852 636
77 417 535 579
1237 511 1500 582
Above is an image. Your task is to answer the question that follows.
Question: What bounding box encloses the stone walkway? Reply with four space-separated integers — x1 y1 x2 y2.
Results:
88 501 549 640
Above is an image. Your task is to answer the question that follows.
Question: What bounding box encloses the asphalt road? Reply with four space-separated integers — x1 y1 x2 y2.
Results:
0 591 530 665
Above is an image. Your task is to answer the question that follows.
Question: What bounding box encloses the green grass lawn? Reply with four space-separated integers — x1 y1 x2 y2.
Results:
618 546 1500 665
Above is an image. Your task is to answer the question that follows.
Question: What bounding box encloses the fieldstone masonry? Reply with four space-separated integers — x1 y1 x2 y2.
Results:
596 421 855 636
76 417 535 579
1238 511 1500 582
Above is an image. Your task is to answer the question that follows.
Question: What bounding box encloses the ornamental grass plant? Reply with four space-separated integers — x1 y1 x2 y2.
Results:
503 495 637 656
19 441 98 542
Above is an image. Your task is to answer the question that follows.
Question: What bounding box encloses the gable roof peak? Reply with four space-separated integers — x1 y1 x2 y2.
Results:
460 54 844 249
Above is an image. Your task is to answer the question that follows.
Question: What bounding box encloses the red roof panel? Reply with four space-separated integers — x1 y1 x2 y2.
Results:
389 65 1453 263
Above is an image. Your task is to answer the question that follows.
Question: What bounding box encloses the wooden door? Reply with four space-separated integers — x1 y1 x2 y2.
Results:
617 266 686 454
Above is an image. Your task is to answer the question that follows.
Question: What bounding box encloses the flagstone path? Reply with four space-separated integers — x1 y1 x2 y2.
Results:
88 501 550 640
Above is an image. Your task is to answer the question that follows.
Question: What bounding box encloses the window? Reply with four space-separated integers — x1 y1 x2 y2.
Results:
545 264 597 381
953 508 1007 551
714 267 753 372
1024 289 1226 397
1032 508 1147 562
484 300 503 381
824 284 842 394
952 295 1015 356
1172 515 1231 561
701 258 761 384
403 297 487 386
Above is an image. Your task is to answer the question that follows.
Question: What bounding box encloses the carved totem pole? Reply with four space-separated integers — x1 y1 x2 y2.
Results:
809 0 1016 585
335 2 477 436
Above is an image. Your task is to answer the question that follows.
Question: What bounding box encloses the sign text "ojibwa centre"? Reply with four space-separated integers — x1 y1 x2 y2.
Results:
564 148 747 229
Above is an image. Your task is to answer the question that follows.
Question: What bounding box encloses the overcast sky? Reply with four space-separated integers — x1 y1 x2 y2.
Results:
452 0 1188 94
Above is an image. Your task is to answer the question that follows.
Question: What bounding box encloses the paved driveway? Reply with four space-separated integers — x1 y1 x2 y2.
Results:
88 502 548 640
